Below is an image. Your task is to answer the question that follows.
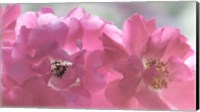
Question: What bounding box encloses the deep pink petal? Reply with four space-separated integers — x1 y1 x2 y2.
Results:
3 4 21 30
168 56 194 81
123 13 155 56
160 80 196 110
39 6 55 14
135 87 170 109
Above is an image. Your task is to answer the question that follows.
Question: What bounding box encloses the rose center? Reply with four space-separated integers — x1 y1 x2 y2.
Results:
145 59 170 90
51 60 72 78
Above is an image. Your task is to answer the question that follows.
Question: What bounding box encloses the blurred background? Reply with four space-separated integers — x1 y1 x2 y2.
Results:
2 2 197 50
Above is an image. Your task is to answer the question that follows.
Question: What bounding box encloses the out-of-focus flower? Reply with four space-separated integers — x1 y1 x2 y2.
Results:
105 14 195 110
0 4 21 40
1 6 109 108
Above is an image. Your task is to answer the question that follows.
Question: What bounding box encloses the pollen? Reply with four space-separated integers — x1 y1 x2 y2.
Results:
145 58 171 90
51 60 72 78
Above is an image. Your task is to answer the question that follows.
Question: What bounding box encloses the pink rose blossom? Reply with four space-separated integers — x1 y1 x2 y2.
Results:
1 6 108 108
104 14 195 110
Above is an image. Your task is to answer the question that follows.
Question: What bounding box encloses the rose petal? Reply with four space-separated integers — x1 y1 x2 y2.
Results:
168 56 194 81
160 80 196 110
3 4 21 30
143 27 178 59
63 18 83 54
135 87 170 109
65 7 88 20
83 50 107 93
21 76 66 107
81 15 105 51
15 11 38 35
123 13 155 56
100 33 128 67
39 6 55 14
162 28 194 61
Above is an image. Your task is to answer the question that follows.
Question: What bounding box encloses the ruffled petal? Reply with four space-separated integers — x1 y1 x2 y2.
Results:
123 13 155 56
105 79 138 108
105 56 143 107
36 13 58 26
3 4 21 30
83 50 106 93
31 58 51 75
135 87 170 109
81 15 106 51
161 28 194 61
63 18 83 53
100 32 128 67
15 11 38 35
143 27 178 59
160 80 195 110
168 56 194 81
21 76 66 107
39 6 55 14
65 7 88 20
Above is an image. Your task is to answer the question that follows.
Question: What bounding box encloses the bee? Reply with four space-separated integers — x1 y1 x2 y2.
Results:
51 60 72 78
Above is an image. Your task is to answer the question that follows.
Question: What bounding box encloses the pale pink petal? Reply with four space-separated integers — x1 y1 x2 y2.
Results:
105 79 137 108
146 18 156 33
168 56 194 81
100 33 128 67
91 89 114 108
51 49 70 61
81 15 106 51
123 13 155 56
28 21 68 49
3 4 21 30
15 11 38 35
59 85 91 108
21 76 66 107
142 67 160 86
10 59 35 85
31 58 51 75
105 56 143 107
12 26 31 60
135 87 170 109
160 80 196 110
63 18 83 53
2 47 12 75
143 27 178 59
36 13 58 26
2 30 15 40
83 50 106 93
162 29 194 61
65 7 88 20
